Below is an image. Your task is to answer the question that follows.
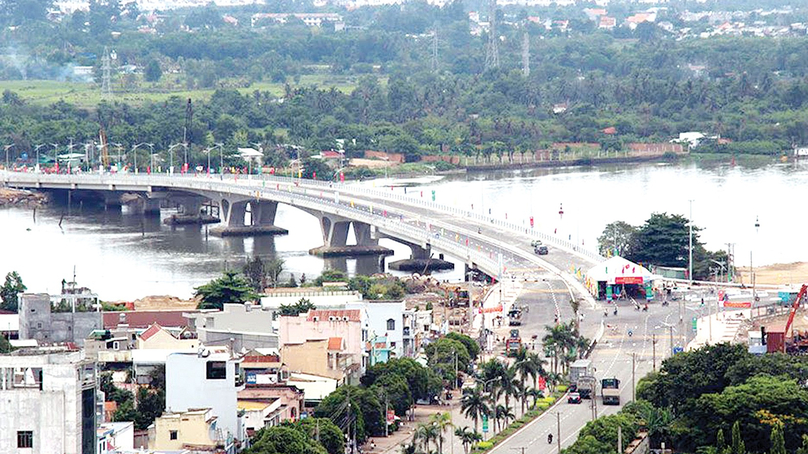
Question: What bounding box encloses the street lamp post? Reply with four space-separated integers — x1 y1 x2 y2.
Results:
147 143 154 173
34 144 46 172
183 142 188 173
132 143 149 174
50 143 59 172
689 199 694 285
217 143 224 178
3 144 14 170
168 143 184 175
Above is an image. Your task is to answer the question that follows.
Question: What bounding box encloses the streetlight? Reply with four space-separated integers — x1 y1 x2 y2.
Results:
34 144 47 172
168 143 184 175
111 142 123 170
147 143 154 173
216 143 224 178
50 143 59 172
203 145 213 176
132 143 149 174
183 142 188 173
3 144 14 170
688 199 694 285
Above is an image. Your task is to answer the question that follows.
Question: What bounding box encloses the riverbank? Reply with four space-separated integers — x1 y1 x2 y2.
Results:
0 187 47 207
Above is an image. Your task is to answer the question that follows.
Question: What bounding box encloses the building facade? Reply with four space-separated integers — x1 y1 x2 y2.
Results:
0 347 97 454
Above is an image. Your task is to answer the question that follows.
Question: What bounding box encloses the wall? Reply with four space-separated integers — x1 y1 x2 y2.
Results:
19 293 102 346
165 353 241 443
280 340 336 379
0 350 94 454
260 291 363 310
347 301 405 358
363 150 405 163
189 304 278 349
278 315 364 363
137 328 198 350
203 330 278 351
150 410 217 451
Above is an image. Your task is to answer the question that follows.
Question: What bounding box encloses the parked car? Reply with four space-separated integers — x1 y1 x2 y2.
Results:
535 245 549 255
567 392 582 404
531 239 543 247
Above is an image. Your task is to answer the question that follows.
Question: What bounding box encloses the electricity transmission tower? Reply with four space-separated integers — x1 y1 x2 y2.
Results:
484 0 499 70
101 47 112 99
521 31 530 77
432 25 439 73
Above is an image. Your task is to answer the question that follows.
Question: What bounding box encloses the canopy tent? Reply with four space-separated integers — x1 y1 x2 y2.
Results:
585 256 657 301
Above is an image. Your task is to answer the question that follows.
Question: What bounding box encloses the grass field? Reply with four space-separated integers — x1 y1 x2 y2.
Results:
0 74 369 108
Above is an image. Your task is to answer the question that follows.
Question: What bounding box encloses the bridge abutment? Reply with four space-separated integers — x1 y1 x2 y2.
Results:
126 197 162 216
163 196 218 226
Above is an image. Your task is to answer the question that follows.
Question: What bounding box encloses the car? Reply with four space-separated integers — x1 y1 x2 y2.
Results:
567 392 582 404
530 239 543 247
535 245 549 255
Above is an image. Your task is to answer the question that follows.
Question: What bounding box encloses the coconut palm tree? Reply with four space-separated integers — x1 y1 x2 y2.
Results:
429 412 453 454
498 365 519 418
455 426 483 454
460 386 489 433
495 404 515 431
526 388 542 409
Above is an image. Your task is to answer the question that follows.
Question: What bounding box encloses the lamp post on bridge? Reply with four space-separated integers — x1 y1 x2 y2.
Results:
34 144 47 173
168 143 184 175
4 144 14 170
50 143 59 173
147 143 154 173
132 143 150 174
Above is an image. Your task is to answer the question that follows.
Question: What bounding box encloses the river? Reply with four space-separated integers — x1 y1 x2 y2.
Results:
0 158 804 300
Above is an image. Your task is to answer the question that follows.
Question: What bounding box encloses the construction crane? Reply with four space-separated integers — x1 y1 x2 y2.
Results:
99 127 110 168
766 284 808 353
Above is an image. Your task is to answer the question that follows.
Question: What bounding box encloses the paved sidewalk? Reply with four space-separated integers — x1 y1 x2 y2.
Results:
687 308 750 350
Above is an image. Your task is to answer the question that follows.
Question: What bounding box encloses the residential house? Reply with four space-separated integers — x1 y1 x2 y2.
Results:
347 300 405 361
0 346 97 454
18 293 102 346
165 347 245 448
241 348 284 385
97 421 134 454
148 408 229 453
185 303 278 351
238 384 304 431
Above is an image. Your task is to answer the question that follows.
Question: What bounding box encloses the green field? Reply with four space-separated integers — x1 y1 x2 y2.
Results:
0 74 368 108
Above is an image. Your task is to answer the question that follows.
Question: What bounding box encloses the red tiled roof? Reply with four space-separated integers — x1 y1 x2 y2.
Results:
103 310 195 329
139 323 164 341
307 310 361 322
328 337 343 351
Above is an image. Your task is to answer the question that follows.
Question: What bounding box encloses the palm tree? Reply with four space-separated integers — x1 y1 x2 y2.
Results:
498 365 519 419
429 412 453 454
514 349 546 414
455 426 482 454
495 404 515 432
411 423 430 453
526 388 542 409
460 386 489 433
569 298 581 331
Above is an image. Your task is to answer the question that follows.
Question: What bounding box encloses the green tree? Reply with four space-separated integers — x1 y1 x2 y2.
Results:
0 334 12 353
454 426 482 454
446 332 481 361
424 338 471 382
144 59 162 82
265 258 285 288
248 425 328 454
278 298 316 316
627 213 696 268
597 221 638 257
0 271 26 312
135 387 165 430
460 386 489 433
295 418 344 454
731 421 746 454
371 373 412 416
770 424 786 454
243 255 266 292
194 271 257 310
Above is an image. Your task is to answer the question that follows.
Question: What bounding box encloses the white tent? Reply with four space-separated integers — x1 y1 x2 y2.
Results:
585 256 656 299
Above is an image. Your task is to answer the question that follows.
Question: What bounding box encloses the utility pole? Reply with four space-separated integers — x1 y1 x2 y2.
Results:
556 412 561 453
618 425 623 454
101 47 112 99
669 326 675 356
631 353 636 402
652 334 657 371
689 199 694 285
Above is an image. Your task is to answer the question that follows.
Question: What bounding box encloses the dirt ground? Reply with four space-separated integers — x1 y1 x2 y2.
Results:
738 262 808 286
128 295 199 311
348 158 397 169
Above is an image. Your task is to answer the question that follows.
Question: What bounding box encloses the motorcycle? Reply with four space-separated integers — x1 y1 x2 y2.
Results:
548 434 554 444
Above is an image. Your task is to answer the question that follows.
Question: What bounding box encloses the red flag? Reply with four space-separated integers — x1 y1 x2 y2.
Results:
313 171 316 179
340 172 344 182
538 376 546 390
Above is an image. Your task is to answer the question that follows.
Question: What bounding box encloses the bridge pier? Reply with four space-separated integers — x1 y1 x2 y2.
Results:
163 196 218 226
126 197 162 216
309 216 393 257
103 193 122 211
211 199 288 237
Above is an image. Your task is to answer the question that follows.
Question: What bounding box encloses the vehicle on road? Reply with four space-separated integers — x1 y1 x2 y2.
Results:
531 239 543 247
567 392 582 404
508 307 523 326
569 359 593 383
576 377 595 399
535 245 549 255
505 329 522 356
601 377 620 405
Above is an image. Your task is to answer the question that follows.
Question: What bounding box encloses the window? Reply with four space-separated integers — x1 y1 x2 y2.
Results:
169 430 178 440
17 431 33 448
387 318 395 331
206 361 227 380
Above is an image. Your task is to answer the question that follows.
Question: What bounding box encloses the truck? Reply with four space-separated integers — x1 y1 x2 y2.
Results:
575 376 595 399
505 329 522 357
601 378 621 405
508 307 523 326
569 359 593 383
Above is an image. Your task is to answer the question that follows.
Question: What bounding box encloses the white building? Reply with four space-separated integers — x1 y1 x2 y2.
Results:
0 347 97 454
185 303 279 350
165 347 244 446
347 300 405 358
97 421 134 454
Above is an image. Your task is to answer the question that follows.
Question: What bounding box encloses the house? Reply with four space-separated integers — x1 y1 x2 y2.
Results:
185 303 278 351
0 346 97 454
241 348 284 385
97 421 134 454
285 373 338 406
347 300 405 360
674 132 707 148
165 346 245 448
102 310 195 330
402 308 433 357
238 384 305 435
148 408 229 453
260 289 364 311
280 337 354 382
599 16 617 29
137 323 199 350
18 293 103 346
279 310 367 379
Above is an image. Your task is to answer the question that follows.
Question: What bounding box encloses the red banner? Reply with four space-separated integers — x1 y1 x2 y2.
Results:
387 410 395 423
615 276 643 285
723 301 752 308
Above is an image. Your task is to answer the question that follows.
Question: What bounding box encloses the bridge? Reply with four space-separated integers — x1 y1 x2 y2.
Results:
1 171 603 295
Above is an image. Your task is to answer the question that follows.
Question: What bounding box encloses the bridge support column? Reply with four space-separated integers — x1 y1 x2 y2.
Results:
163 196 218 226
211 199 287 237
127 197 161 216
309 216 392 257
103 193 122 211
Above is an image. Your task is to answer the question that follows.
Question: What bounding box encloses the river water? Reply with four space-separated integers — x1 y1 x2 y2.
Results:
0 159 804 300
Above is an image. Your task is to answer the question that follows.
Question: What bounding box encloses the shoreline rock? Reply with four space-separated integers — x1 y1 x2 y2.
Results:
0 188 47 207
